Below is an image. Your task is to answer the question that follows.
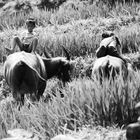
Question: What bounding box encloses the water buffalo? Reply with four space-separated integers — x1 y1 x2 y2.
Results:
4 48 74 105
92 55 129 82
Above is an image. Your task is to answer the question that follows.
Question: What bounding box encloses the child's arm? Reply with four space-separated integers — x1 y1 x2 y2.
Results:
5 47 14 54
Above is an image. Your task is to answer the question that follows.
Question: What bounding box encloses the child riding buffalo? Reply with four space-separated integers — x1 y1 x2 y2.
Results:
5 17 38 54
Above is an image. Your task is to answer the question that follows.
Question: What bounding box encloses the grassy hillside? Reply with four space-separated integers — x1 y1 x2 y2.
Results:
1 0 140 60
1 0 140 139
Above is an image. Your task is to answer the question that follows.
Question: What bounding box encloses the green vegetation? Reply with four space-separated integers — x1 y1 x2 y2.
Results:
1 0 140 139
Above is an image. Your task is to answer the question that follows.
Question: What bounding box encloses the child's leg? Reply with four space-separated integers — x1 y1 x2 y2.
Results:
30 37 38 53
11 36 23 51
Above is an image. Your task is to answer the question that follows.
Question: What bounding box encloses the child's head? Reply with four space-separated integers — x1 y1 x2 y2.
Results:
102 31 114 39
26 18 36 32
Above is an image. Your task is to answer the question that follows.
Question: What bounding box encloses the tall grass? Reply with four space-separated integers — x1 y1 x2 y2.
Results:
1 1 140 60
0 71 140 138
1 0 140 139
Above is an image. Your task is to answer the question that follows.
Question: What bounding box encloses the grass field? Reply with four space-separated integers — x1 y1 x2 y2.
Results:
1 0 140 139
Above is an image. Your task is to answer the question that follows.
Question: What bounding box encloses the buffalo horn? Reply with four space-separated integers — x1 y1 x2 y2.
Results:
43 47 51 58
62 46 70 60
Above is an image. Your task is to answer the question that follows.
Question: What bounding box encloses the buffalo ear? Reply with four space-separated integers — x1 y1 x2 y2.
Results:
115 36 121 46
61 46 70 60
43 47 52 58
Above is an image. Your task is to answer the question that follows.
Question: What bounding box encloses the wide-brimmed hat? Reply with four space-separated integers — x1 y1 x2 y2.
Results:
26 18 36 26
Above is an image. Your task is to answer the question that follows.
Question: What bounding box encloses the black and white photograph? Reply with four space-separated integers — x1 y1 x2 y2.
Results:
0 0 140 139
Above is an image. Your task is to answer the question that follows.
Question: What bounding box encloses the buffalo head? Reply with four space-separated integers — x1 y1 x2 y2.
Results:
43 46 74 84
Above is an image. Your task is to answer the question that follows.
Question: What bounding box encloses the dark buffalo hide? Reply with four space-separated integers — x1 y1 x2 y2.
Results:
4 51 74 105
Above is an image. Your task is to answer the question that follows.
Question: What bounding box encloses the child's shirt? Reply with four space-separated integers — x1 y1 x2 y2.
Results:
96 36 121 58
100 36 117 49
21 31 38 44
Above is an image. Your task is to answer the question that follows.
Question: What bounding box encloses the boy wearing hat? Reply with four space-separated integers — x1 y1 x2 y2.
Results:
5 17 38 54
